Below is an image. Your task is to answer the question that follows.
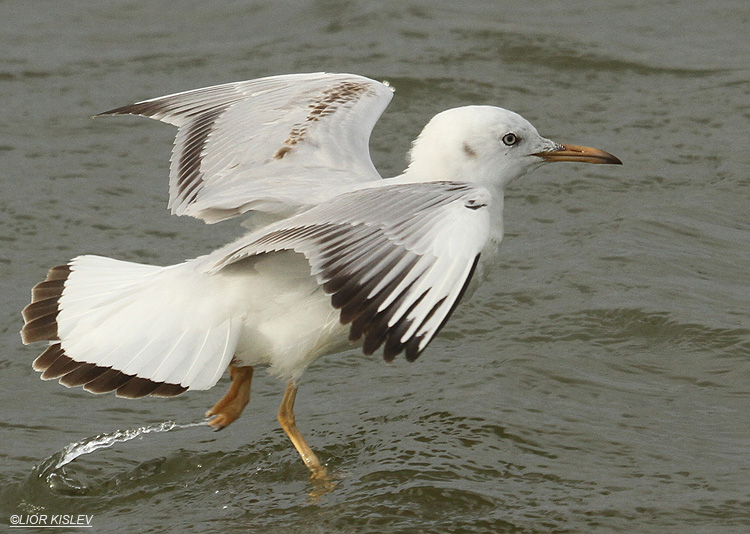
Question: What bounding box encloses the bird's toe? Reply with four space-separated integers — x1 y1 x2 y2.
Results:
206 413 233 431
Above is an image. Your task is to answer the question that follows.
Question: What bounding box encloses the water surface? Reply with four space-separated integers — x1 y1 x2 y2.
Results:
1 1 748 532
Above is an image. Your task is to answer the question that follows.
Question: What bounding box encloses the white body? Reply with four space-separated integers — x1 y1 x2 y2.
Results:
22 73 618 396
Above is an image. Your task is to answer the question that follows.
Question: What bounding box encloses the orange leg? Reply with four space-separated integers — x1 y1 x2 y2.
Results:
206 365 254 431
277 381 329 480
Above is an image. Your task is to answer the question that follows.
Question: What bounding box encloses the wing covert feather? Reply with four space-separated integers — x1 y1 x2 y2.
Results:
203 182 492 361
99 73 394 222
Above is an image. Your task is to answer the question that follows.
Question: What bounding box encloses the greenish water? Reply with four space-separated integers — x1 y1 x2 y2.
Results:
1 1 749 532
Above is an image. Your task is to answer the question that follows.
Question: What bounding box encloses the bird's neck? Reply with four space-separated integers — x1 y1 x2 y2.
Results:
395 154 485 185
486 193 505 252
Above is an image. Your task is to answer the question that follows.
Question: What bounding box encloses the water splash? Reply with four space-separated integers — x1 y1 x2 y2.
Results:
52 420 206 469
31 419 207 491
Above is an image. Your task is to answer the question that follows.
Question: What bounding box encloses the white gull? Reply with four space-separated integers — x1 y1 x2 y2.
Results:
21 72 621 479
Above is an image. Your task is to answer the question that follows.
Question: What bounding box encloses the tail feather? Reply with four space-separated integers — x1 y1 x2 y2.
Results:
39 346 80 379
31 278 66 302
32 343 67 372
22 265 74 344
31 342 187 398
22 255 243 397
22 298 59 324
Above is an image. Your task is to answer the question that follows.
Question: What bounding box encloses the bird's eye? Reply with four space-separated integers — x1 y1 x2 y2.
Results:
502 133 519 146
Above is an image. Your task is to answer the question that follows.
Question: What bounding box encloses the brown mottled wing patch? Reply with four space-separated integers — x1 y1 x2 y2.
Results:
274 81 374 159
96 73 394 223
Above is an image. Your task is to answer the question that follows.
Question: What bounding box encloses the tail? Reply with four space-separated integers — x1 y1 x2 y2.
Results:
21 255 243 398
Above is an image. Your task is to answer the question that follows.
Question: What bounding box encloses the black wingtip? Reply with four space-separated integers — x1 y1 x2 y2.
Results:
94 100 164 118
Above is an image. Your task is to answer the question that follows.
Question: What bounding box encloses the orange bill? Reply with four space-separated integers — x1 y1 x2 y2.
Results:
534 143 622 165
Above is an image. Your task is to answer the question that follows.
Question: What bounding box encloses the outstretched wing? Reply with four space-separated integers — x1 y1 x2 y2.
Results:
98 73 395 223
203 182 492 362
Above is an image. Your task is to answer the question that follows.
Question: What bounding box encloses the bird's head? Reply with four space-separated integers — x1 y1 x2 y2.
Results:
405 105 621 190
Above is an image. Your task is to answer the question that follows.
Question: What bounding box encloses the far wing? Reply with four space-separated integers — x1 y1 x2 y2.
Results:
204 182 492 362
98 73 394 223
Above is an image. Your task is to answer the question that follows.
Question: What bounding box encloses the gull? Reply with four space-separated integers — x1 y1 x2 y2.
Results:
21 73 621 480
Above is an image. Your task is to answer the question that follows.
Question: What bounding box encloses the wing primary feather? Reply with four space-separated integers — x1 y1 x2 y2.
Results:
335 251 419 320
174 106 229 204
403 296 447 362
418 254 481 356
360 277 422 357
382 289 430 361
390 254 480 362
317 228 386 279
253 223 334 249
199 181 490 364
366 253 480 362
323 240 394 297
99 74 395 222
344 254 421 335
329 247 404 311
